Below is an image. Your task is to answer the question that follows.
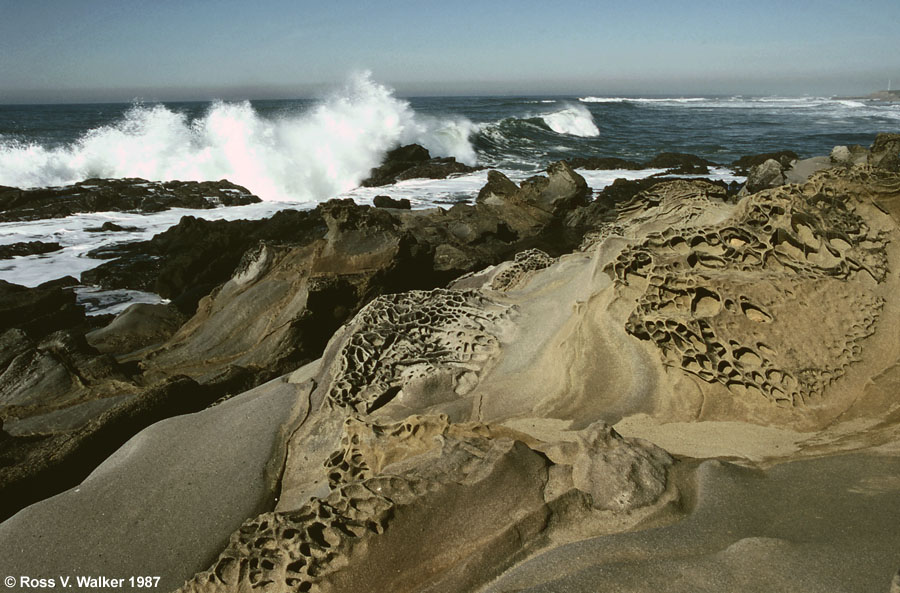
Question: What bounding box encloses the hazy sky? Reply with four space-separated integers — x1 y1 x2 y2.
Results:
1 0 899 102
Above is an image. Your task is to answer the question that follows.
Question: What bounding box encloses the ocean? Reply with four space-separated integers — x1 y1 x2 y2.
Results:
1 74 898 311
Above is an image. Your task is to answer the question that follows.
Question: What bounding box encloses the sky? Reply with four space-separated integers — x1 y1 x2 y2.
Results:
1 0 899 103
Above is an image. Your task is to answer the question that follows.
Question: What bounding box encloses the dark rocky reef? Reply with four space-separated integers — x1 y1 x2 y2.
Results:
0 178 260 222
566 152 715 175
0 241 62 259
360 144 479 187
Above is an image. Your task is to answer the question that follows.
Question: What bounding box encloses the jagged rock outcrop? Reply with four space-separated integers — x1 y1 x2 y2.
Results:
0 178 260 222
360 144 479 187
565 152 714 175
82 209 328 313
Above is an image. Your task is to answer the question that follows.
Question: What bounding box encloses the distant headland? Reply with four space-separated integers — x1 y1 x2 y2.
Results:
836 89 900 102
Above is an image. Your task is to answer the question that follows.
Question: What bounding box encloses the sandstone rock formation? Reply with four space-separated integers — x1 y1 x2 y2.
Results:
1 152 900 593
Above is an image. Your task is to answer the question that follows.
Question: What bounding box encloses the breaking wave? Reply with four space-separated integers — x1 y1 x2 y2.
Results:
0 73 478 202
539 104 600 137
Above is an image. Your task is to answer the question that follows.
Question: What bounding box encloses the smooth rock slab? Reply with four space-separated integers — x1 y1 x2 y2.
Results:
0 374 310 592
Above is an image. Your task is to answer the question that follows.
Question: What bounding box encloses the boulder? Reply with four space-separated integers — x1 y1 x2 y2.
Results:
742 158 786 194
830 144 873 168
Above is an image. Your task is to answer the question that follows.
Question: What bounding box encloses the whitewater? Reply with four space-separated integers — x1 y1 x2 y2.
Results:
0 73 481 202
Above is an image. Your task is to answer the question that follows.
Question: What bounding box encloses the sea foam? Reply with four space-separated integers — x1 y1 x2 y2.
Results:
0 73 477 202
541 104 600 137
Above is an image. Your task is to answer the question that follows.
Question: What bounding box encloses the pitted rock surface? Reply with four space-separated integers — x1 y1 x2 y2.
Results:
612 167 891 407
325 289 515 414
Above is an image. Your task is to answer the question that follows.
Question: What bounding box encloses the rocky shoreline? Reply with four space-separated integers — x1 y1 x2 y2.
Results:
1 134 900 592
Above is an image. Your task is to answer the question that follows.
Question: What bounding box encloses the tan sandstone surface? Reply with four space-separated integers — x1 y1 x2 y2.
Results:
1 160 899 592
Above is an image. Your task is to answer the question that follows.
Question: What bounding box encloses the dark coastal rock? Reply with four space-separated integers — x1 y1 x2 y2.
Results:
372 195 411 209
0 178 260 223
645 152 715 171
0 241 62 259
85 221 142 233
0 278 85 339
81 210 328 314
361 144 479 187
868 132 900 171
566 153 712 175
0 329 132 414
565 156 644 170
732 150 798 174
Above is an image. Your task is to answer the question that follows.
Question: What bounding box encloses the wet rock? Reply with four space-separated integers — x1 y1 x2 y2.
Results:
361 144 479 187
0 178 260 223
0 241 62 259
0 329 133 412
372 195 411 209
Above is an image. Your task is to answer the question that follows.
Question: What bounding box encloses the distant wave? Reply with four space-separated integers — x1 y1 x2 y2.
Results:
579 96 706 104
0 72 478 202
